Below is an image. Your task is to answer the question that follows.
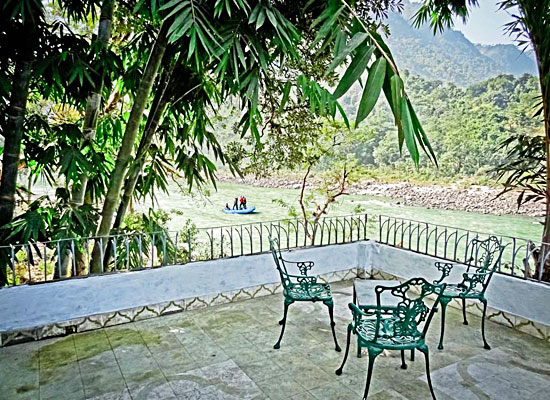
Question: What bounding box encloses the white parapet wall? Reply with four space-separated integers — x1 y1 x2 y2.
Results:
1 240 549 346
0 242 365 345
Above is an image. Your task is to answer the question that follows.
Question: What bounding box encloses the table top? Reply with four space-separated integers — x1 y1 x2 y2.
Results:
354 279 402 307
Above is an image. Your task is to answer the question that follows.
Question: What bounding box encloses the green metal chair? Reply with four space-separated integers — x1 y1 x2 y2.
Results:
268 237 340 351
433 235 504 350
336 278 445 399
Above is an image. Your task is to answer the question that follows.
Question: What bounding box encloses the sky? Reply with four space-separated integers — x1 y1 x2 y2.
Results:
410 1 516 46
453 1 515 45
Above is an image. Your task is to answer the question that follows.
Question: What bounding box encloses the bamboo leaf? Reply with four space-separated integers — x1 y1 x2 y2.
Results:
256 8 266 29
312 6 344 46
333 43 374 99
336 102 350 129
279 81 292 113
400 98 419 165
408 99 437 166
327 32 368 73
355 57 386 126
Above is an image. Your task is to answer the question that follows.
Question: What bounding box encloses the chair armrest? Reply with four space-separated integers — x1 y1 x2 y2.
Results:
462 271 492 281
433 262 455 284
281 259 315 275
459 271 492 294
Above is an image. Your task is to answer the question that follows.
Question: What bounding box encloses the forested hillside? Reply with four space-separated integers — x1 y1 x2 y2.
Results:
384 0 536 86
342 73 543 179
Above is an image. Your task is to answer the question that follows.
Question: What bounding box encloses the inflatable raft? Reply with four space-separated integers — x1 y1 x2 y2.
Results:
223 206 256 214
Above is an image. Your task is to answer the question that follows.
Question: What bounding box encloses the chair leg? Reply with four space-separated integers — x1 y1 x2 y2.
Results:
335 324 353 375
357 336 362 358
400 350 407 370
437 299 449 350
326 301 341 352
462 297 469 325
274 300 291 349
481 299 491 350
419 346 437 400
363 347 382 400
410 349 415 362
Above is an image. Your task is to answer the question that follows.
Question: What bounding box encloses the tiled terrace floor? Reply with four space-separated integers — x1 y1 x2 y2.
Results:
1 280 550 400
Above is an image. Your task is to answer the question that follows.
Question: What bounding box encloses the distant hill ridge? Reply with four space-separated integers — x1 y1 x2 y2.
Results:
385 0 537 87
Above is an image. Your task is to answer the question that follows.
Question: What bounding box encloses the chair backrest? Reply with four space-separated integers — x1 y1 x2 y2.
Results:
269 237 290 288
464 235 505 292
374 278 445 341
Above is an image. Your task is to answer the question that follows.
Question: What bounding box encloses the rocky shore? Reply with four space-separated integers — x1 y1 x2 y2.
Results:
217 174 545 217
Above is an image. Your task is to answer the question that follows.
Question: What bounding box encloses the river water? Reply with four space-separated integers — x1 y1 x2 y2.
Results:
138 182 542 241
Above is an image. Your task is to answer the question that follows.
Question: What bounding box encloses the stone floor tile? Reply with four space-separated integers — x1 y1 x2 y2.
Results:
308 382 359 400
238 358 285 382
86 387 132 400
185 341 231 367
125 370 177 400
255 373 307 400
80 366 126 398
165 365 213 396
475 375 539 400
287 392 317 400
73 330 111 360
200 360 265 399
0 385 39 400
40 379 86 400
152 347 198 374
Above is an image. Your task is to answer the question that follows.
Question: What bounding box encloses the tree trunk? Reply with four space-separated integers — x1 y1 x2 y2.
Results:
71 0 115 206
90 23 169 273
113 73 168 229
0 34 34 227
538 74 549 281
524 1 550 281
103 64 173 268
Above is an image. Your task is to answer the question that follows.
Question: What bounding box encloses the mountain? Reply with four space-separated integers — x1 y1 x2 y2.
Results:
384 1 537 87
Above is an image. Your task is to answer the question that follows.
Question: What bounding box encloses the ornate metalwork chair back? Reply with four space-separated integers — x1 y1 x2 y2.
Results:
464 236 504 293
374 278 444 341
269 237 290 288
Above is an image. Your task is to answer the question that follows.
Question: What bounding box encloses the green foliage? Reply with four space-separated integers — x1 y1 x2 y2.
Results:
0 189 99 284
109 209 176 270
342 73 543 179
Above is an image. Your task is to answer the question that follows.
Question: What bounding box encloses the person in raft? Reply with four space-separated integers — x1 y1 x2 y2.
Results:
225 203 230 210
233 197 239 210
242 196 247 209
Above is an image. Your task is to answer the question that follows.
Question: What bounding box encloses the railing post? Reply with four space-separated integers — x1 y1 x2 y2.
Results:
10 245 16 285
138 235 143 269
151 233 155 268
43 243 48 281
175 232 180 264
25 245 32 283
99 237 105 273
57 241 62 278
113 237 117 270
539 243 546 282
71 240 76 276
259 223 263 253
188 228 192 263
162 233 167 266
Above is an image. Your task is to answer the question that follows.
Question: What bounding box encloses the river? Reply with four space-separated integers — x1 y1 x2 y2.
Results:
137 182 543 241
